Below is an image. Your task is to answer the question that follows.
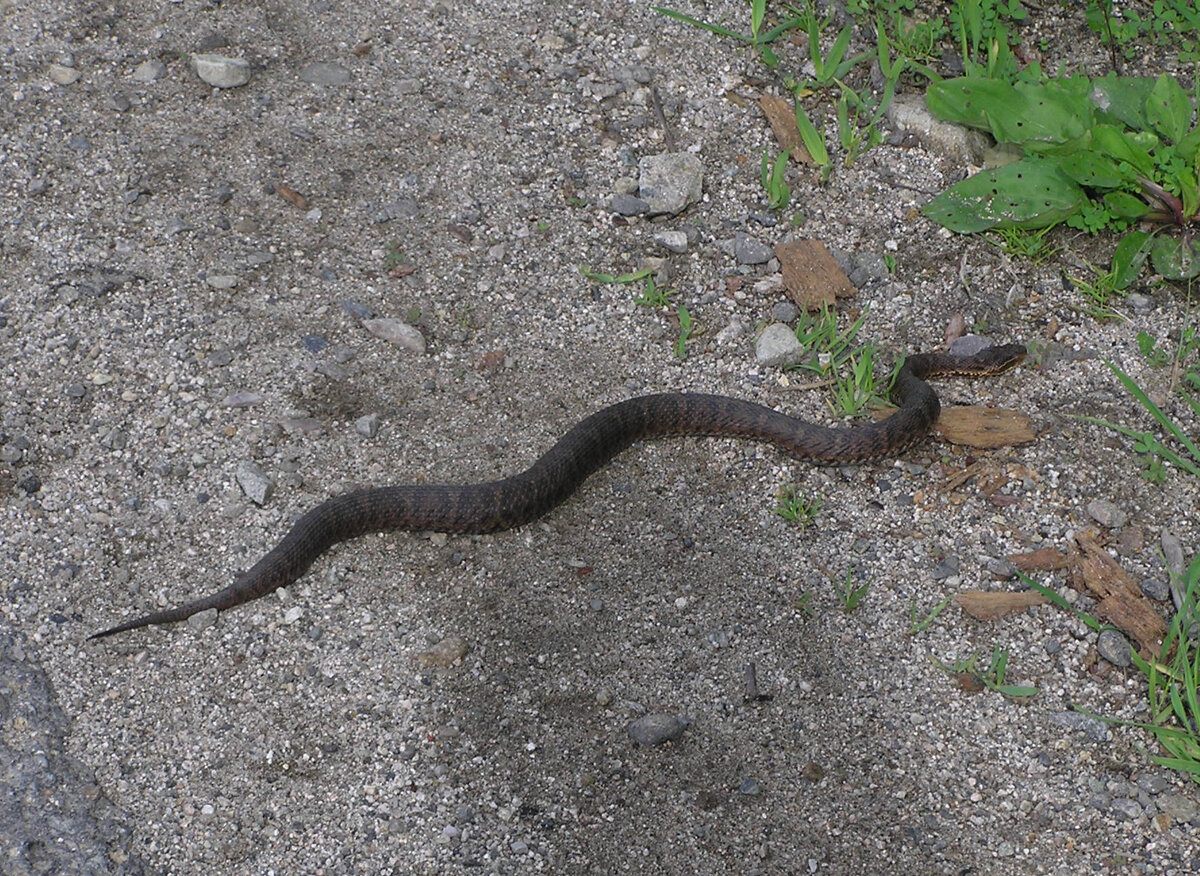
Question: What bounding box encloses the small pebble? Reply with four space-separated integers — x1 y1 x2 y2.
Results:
1096 630 1132 667
627 713 687 745
755 323 803 367
298 61 352 85
355 413 381 437
1085 498 1128 529
362 318 426 353
191 54 251 88
733 233 773 265
236 460 275 505
638 152 702 216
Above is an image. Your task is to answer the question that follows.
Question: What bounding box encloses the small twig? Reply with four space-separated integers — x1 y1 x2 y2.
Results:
743 662 760 701
650 85 677 152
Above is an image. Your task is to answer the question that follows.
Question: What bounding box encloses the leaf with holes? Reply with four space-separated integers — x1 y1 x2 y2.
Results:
1150 236 1200 280
922 159 1086 232
927 77 1094 151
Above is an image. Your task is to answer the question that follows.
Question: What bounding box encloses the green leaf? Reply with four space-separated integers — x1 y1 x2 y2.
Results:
1151 236 1200 280
1091 124 1157 177
795 104 830 167
1058 150 1135 188
922 158 1086 232
1104 190 1152 220
1146 74 1194 144
1090 73 1155 130
926 76 1017 130
1111 230 1154 289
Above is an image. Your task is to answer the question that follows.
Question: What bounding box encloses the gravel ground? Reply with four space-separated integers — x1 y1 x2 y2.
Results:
3 1 1199 874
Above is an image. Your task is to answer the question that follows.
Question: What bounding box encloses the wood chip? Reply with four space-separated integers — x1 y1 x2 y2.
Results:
1069 532 1166 654
274 182 309 209
935 406 1036 449
1007 547 1070 572
956 589 1048 620
758 94 812 164
775 239 855 312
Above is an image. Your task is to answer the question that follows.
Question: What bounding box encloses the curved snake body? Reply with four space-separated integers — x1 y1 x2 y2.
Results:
91 344 1025 639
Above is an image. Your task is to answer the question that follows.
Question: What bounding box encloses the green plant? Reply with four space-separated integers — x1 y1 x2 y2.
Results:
384 240 405 269
792 305 869 368
760 147 792 209
1086 0 1200 67
1067 262 1129 321
935 646 1038 698
831 344 885 416
923 70 1200 289
794 102 832 180
948 0 1025 79
909 595 952 634
773 485 820 526
794 591 816 618
653 0 807 68
1138 330 1174 367
837 566 871 612
797 1 871 88
986 225 1060 264
675 304 694 359
579 265 653 285
1074 357 1200 480
634 275 675 308
1079 552 1200 783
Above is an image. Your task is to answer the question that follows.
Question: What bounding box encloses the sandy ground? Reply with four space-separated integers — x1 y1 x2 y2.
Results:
3 1 1199 874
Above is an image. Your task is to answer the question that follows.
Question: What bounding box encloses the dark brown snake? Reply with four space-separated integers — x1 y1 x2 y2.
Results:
90 343 1025 639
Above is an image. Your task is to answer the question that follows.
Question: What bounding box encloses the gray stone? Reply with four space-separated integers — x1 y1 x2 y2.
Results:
733 233 773 265
236 460 275 505
191 54 251 88
886 93 989 164
638 152 702 216
362 318 426 353
1096 630 1133 667
223 391 265 408
627 712 687 745
1048 711 1110 743
1140 577 1170 601
206 274 239 290
298 62 352 86
1110 798 1143 821
131 60 167 82
1085 498 1128 529
755 323 803 368
653 230 689 253
49 63 82 85
609 193 649 216
1159 792 1200 822
771 301 798 324
355 413 381 437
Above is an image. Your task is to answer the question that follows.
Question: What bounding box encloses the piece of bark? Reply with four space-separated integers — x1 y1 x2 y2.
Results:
758 94 813 165
776 239 856 312
1007 547 1070 573
936 406 1036 449
957 589 1048 620
1070 532 1167 654
274 182 309 209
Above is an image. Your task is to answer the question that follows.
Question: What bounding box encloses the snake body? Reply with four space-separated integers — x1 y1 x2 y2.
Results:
90 343 1025 639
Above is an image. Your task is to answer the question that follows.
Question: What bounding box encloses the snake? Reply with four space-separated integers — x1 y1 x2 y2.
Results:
90 342 1025 640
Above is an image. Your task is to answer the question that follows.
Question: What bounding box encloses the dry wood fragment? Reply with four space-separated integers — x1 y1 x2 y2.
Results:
1006 547 1070 572
935 406 1035 449
957 589 1048 620
274 182 309 209
758 94 813 164
775 239 855 312
1070 532 1166 654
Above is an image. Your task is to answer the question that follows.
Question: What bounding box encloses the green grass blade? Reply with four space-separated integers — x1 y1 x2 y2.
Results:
652 7 748 42
1104 359 1200 461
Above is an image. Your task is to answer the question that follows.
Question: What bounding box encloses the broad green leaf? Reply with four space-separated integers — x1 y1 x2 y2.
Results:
1111 230 1154 289
1091 124 1156 177
1104 190 1152 220
926 76 1021 130
1059 150 1135 188
1147 74 1194 144
986 80 1093 149
1090 73 1155 130
922 158 1086 232
1176 127 1200 163
1150 236 1200 279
